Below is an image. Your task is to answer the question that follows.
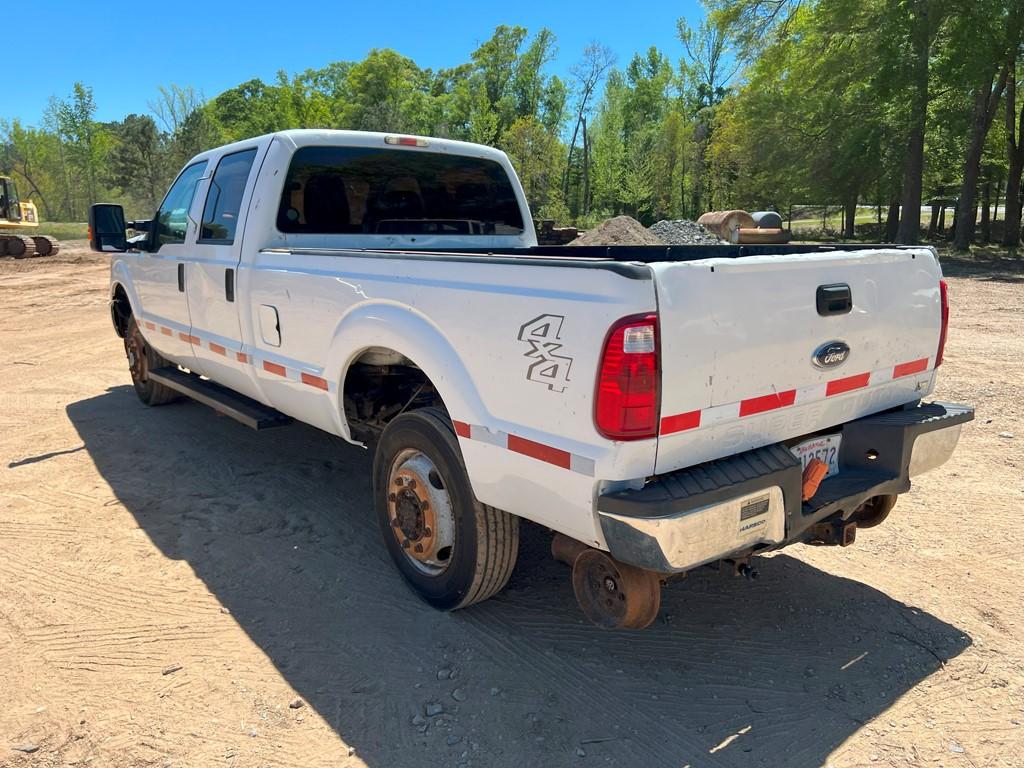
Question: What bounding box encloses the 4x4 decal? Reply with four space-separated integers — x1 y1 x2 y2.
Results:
518 314 573 393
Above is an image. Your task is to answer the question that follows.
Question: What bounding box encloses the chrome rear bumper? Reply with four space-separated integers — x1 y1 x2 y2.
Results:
597 402 974 572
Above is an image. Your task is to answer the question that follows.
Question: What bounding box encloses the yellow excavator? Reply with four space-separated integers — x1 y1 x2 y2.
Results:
0 176 60 258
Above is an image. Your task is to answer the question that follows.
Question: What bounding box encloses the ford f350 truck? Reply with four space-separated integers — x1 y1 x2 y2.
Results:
89 129 973 629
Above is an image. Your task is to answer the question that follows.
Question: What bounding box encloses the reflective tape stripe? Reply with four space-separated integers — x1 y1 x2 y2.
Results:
300 372 329 391
660 409 701 435
825 372 870 397
661 358 932 436
739 389 796 417
263 360 287 377
507 434 572 470
893 357 929 378
454 421 594 476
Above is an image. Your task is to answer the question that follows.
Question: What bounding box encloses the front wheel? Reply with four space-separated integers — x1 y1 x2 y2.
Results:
124 317 180 406
373 407 519 610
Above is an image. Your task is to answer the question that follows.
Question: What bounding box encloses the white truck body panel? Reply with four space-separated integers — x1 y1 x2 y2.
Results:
109 129 958 557
652 249 942 474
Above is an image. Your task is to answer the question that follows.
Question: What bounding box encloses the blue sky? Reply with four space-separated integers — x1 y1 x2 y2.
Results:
10 0 705 126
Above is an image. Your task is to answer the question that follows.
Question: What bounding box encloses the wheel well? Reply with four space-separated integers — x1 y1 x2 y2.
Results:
111 284 132 338
342 347 445 442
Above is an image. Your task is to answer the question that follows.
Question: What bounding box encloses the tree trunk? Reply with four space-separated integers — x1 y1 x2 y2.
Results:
981 180 992 243
954 67 1010 250
928 204 939 237
582 117 591 217
1003 67 1024 247
844 197 857 238
1001 0 1023 245
897 0 932 244
885 196 901 242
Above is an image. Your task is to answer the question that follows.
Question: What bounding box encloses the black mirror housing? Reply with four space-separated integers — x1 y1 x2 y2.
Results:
88 204 128 252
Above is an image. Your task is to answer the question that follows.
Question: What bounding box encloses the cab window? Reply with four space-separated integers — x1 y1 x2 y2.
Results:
153 161 207 251
277 146 525 236
200 148 257 244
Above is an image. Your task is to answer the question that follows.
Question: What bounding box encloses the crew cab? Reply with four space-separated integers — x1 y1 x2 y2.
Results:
89 129 973 628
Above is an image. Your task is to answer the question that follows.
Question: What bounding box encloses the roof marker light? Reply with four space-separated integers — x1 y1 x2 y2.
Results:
385 135 429 147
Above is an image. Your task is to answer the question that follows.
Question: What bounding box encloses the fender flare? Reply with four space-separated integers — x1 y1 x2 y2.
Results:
109 259 142 314
109 260 143 336
324 302 489 438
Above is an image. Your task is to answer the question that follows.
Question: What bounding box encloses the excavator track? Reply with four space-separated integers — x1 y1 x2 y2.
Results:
0 234 36 258
31 235 60 257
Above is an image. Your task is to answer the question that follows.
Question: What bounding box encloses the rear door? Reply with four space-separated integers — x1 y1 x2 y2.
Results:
652 248 944 474
133 160 207 361
186 145 263 399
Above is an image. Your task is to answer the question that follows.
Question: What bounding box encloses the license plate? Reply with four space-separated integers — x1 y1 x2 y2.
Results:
792 434 842 479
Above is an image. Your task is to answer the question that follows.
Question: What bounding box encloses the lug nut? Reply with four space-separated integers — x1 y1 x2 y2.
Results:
414 544 423 553
401 539 411 549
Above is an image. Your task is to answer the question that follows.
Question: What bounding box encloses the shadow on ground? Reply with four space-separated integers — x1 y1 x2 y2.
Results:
938 246 1024 282
68 387 972 768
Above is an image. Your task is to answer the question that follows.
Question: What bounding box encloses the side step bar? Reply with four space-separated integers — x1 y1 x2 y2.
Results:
148 366 293 430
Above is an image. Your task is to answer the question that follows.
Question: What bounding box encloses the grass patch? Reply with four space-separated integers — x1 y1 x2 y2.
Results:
3 222 88 241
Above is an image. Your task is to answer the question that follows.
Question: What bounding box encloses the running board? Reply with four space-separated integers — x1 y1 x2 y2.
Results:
148 366 293 430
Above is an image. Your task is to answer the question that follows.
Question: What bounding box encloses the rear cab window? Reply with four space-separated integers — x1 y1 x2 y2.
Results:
276 146 525 236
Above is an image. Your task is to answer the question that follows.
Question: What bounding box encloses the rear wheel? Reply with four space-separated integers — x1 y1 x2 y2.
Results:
373 407 519 610
125 317 180 406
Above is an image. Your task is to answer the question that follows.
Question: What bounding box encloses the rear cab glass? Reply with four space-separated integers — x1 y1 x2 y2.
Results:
276 146 525 236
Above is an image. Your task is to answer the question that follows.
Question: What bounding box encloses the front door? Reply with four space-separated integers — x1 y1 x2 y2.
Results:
186 146 263 399
133 160 207 362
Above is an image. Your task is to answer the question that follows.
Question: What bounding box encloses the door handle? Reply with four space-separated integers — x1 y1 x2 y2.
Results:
177 262 185 292
225 268 235 302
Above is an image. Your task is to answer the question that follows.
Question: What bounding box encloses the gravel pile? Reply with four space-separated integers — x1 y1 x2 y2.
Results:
568 216 666 246
648 219 726 245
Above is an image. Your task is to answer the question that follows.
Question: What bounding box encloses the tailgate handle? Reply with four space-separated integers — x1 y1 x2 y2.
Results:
225 268 235 302
817 283 851 316
177 262 185 292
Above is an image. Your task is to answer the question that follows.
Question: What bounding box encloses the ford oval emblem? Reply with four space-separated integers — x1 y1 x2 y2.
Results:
812 340 850 369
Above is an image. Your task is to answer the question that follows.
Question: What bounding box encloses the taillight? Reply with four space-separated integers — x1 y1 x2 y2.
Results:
936 279 949 367
594 314 660 440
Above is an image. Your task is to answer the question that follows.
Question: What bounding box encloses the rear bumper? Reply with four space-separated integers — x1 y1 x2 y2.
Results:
596 401 974 572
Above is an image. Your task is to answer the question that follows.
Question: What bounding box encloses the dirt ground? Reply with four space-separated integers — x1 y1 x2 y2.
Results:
1 243 1022 768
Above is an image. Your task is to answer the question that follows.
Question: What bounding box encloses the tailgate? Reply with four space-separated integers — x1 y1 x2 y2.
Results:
652 248 943 475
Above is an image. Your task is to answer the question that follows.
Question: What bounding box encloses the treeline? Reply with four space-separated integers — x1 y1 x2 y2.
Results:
2 1 1022 249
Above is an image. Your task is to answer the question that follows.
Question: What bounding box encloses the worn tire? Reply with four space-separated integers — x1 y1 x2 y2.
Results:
125 317 180 406
373 407 519 610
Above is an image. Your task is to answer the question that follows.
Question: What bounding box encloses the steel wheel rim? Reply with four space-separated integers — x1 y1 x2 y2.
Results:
126 326 149 384
386 448 456 575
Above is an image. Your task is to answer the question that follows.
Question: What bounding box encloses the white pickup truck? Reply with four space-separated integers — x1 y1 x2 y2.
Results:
90 129 973 629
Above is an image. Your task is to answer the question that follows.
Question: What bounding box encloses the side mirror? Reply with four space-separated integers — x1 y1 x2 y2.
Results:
88 204 128 252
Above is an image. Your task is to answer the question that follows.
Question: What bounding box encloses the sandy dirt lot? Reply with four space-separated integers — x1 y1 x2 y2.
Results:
1 243 1022 768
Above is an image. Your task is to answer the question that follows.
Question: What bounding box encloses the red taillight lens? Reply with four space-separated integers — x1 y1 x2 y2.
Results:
936 279 949 367
595 314 660 440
